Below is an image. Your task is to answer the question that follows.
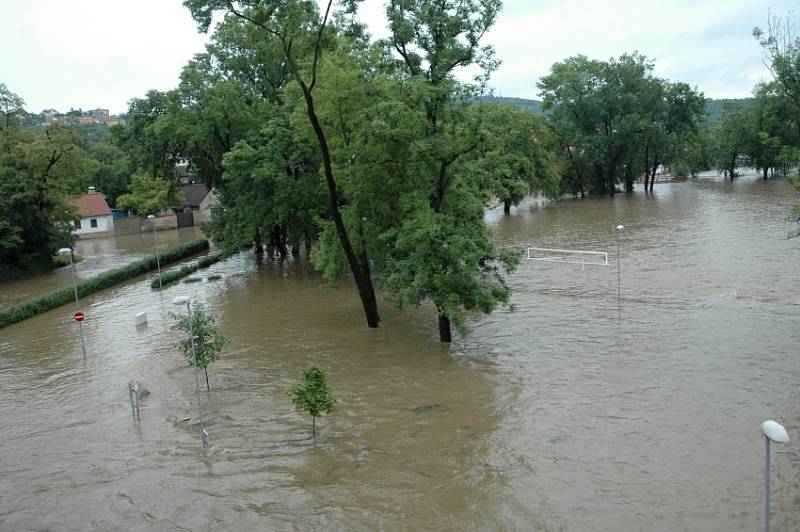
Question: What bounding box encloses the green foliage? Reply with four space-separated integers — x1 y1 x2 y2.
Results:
754 12 800 129
286 364 335 436
171 303 226 389
0 239 209 329
151 250 228 288
475 103 560 210
539 53 706 195
52 253 81 267
116 173 183 215
1 85 101 277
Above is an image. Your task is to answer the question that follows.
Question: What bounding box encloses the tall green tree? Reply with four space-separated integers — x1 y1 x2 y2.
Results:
184 0 382 328
539 54 705 195
754 12 800 138
476 103 559 213
0 85 99 276
381 0 522 342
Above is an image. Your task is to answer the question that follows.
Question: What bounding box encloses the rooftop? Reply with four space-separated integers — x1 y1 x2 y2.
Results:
65 192 112 218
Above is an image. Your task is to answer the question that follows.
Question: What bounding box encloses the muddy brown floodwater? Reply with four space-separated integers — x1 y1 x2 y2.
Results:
1 172 798 531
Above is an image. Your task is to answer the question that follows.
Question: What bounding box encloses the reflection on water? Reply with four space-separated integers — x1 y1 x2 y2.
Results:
0 174 798 530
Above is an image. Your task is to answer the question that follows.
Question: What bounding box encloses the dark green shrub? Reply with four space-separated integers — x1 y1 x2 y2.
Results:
151 250 228 288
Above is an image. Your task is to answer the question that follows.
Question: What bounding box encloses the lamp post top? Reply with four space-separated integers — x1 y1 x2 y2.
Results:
762 420 790 443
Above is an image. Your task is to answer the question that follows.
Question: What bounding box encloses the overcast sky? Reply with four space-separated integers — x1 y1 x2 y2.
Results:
0 0 794 114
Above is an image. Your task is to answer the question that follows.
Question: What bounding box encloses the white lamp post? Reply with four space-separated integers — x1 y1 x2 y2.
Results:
762 420 790 532
172 295 208 454
58 247 87 358
615 224 624 321
147 214 162 290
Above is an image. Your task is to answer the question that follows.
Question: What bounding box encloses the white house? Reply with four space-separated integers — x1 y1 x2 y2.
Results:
66 187 114 238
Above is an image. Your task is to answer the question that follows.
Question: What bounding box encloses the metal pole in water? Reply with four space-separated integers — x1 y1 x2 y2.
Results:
186 301 207 455
616 225 624 321
765 435 771 532
129 382 140 422
761 420 790 532
148 214 162 290
68 250 87 358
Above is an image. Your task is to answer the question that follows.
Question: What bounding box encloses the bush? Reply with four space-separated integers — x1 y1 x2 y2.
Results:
52 253 81 268
0 239 209 329
151 250 228 288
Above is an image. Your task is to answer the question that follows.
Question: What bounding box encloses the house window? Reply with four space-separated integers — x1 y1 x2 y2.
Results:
74 220 82 229
90 219 98 228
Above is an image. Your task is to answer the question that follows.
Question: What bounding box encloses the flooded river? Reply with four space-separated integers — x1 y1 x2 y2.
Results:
1 173 798 531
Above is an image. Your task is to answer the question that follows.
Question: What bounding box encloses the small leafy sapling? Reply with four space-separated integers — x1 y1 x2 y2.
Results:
171 303 226 390
287 365 335 438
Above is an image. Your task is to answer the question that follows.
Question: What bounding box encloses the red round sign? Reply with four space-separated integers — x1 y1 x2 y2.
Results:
74 311 85 322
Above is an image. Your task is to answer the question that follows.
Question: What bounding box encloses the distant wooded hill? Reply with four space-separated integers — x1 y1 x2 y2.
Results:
481 96 755 123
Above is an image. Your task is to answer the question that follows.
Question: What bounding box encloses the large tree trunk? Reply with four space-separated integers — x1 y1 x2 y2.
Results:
648 154 659 193
643 143 651 193
438 313 452 343
763 166 769 180
624 164 634 193
607 163 617 196
297 81 379 328
503 199 511 214
358 220 380 323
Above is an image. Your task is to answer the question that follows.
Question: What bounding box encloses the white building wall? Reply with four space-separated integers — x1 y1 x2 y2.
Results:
73 214 114 236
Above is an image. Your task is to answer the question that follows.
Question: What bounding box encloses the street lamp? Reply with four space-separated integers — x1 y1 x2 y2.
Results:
172 295 208 454
615 224 624 321
58 247 87 358
147 214 162 290
762 420 790 532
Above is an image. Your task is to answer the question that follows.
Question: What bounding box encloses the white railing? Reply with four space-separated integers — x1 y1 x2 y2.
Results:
526 247 608 269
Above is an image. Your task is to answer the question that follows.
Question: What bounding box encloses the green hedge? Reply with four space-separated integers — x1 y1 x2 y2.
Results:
0 239 209 329
151 250 228 289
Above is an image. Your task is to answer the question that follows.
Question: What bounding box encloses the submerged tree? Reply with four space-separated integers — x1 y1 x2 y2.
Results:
287 364 335 438
380 0 522 342
539 53 705 195
184 0 382 329
172 303 227 390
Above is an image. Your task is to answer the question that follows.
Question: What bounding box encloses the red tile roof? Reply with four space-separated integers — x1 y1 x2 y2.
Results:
66 193 112 218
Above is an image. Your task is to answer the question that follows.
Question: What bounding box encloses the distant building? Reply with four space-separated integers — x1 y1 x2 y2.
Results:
39 109 61 123
88 108 109 121
175 158 191 184
65 187 114 238
180 183 219 224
